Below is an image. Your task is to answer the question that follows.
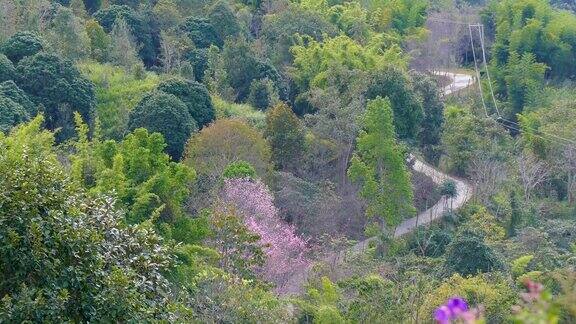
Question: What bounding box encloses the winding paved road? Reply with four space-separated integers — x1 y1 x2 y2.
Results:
281 71 475 295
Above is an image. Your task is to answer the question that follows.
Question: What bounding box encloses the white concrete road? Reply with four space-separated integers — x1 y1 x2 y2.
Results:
433 71 475 96
337 155 473 258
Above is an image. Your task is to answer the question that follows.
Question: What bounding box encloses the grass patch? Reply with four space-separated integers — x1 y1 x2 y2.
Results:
212 95 266 130
78 61 160 139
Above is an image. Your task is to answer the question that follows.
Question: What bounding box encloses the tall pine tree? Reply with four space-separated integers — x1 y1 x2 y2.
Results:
348 96 415 233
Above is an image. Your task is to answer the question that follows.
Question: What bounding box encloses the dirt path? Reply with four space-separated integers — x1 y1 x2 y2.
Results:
281 71 475 295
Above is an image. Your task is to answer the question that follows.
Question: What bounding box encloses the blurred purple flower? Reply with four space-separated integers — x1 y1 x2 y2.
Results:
434 305 451 324
434 297 472 323
447 297 469 315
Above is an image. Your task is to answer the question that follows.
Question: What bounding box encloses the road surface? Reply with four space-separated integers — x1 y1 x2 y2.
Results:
281 71 475 295
349 155 472 253
433 71 475 96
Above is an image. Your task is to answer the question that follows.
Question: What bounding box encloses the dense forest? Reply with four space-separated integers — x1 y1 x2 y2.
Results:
0 0 575 322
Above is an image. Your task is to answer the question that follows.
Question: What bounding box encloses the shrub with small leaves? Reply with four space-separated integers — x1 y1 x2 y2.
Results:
1 31 44 63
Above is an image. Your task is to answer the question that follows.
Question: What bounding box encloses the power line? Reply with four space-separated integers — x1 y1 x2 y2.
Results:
475 24 501 117
470 24 576 146
468 24 489 118
493 118 576 149
425 16 576 148
498 116 576 146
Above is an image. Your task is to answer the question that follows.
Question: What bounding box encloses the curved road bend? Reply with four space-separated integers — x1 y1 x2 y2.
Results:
282 71 475 295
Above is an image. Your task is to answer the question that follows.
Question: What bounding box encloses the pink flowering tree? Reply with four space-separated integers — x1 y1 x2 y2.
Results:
222 177 308 291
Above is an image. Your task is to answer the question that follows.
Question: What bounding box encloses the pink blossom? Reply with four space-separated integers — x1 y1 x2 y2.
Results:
222 178 309 292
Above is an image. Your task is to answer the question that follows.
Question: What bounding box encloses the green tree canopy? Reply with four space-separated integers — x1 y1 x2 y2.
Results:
0 96 29 133
491 0 576 79
440 105 508 176
264 102 305 172
182 48 209 82
85 18 111 62
42 3 89 61
411 71 444 162
0 31 44 63
348 96 415 230
290 35 407 94
221 38 284 102
0 116 184 321
16 52 95 142
503 52 547 118
207 0 241 43
180 16 222 48
71 122 199 242
184 119 272 212
128 91 197 159
185 118 272 180
444 231 505 276
0 54 15 82
261 6 337 67
83 0 102 13
248 78 279 111
367 66 423 139
157 77 215 128
93 5 160 66
0 81 36 116
79 62 159 140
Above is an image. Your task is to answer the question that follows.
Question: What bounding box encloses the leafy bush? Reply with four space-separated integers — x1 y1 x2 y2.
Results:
444 231 505 276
